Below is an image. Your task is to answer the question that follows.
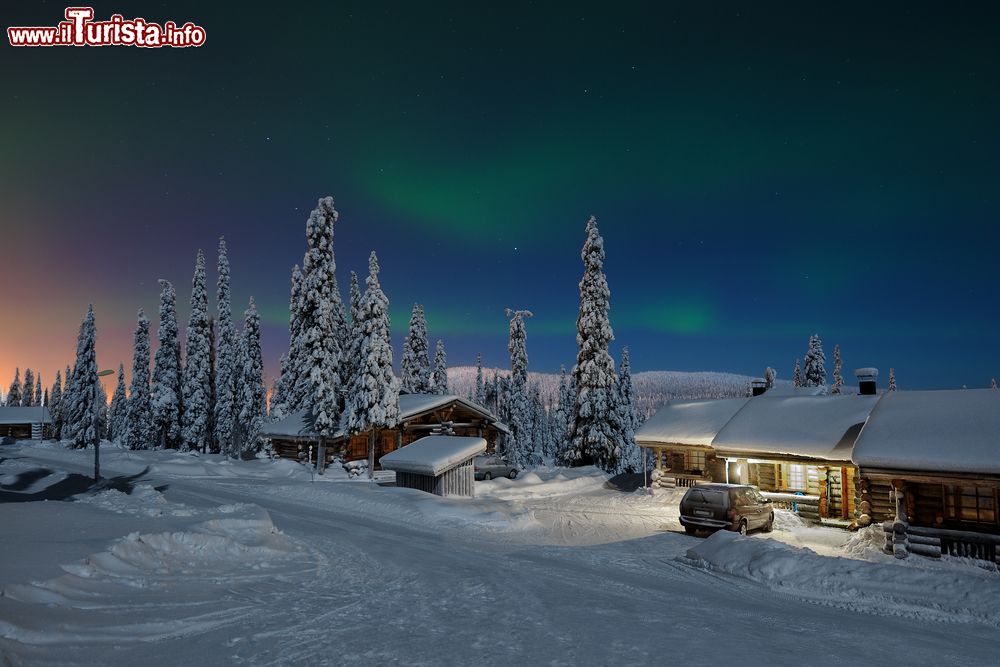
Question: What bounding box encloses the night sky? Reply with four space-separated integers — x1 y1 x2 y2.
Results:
2 2 998 394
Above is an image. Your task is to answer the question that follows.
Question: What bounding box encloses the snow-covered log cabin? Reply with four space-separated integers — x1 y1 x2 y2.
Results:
852 389 1000 563
262 393 508 469
0 406 53 440
379 435 486 497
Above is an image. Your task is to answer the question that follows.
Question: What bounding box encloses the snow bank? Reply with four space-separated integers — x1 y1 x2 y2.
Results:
685 531 1000 627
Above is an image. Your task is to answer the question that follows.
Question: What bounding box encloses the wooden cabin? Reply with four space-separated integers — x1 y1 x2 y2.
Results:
0 407 54 440
635 398 749 487
711 393 879 522
853 389 1000 563
261 393 508 469
379 435 486 497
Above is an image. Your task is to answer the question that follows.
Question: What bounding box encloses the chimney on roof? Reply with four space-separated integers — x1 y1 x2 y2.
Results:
750 378 768 397
855 368 879 395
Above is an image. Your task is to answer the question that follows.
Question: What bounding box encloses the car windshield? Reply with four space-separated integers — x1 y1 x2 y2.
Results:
686 489 725 504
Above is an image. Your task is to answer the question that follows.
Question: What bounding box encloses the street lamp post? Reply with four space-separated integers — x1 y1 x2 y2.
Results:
94 368 114 482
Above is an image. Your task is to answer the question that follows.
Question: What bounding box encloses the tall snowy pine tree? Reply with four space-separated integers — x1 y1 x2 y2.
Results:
236 297 266 458
401 304 432 393
831 344 843 395
67 305 99 449
181 251 213 452
109 363 127 444
346 251 399 478
124 309 153 450
615 347 641 473
432 339 449 395
214 238 237 457
792 359 802 388
6 369 21 407
505 309 534 465
888 368 897 391
152 280 183 449
50 371 63 438
474 353 485 406
568 217 622 472
21 369 34 406
297 198 345 470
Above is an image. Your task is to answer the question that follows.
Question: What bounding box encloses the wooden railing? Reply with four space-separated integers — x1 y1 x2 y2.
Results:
761 492 821 521
881 522 1000 564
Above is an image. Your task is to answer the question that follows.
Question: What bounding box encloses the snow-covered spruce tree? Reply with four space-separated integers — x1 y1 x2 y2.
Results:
108 363 127 444
341 269 362 400
992 378 998 390
568 216 622 472
206 316 218 452
530 385 552 461
67 305 99 449
831 344 843 395
214 237 236 457
346 251 399 478
49 371 63 438
433 339 449 395
400 304 432 393
505 309 534 466
34 374 42 407
297 198 345 469
803 334 826 389
552 366 569 463
888 368 897 391
236 297 266 459
616 347 641 474
58 365 73 439
151 280 182 449
124 309 153 450
268 377 280 419
181 250 213 452
474 353 485 406
6 368 21 407
764 367 776 390
21 369 34 406
269 355 289 422
277 264 306 416
792 359 802 388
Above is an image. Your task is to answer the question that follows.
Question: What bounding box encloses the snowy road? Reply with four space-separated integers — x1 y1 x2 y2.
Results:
2 443 998 666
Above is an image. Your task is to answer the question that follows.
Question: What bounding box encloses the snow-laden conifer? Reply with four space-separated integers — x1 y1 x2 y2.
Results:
803 334 826 389
236 297 266 458
401 304 432 393
181 251 212 452
34 374 42 407
297 198 344 444
505 309 535 465
888 368 897 391
109 363 127 444
831 344 843 395
474 353 485 406
21 369 34 407
568 217 621 472
616 347 641 473
433 339 449 395
6 369 21 407
124 309 153 450
792 359 802 388
152 280 182 449
764 367 776 390
50 371 63 438
67 306 99 449
214 238 236 457
346 252 399 477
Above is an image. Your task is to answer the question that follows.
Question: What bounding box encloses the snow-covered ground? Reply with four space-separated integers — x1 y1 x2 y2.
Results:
2 441 998 665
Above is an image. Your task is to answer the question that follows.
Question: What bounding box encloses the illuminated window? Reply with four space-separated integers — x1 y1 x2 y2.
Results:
786 465 806 491
688 450 706 472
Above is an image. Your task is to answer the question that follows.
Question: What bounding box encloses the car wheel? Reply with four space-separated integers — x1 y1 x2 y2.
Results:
483 472 492 480
684 525 696 535
764 513 774 532
508 470 517 479
738 519 748 536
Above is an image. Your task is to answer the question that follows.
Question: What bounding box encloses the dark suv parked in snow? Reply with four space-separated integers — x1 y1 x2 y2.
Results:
679 483 774 536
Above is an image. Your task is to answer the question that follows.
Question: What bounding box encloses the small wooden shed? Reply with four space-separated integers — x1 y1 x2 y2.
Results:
379 435 486 497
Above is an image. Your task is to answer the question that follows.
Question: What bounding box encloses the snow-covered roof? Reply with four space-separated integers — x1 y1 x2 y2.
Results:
852 389 1000 475
261 394 507 439
711 394 879 461
636 398 750 447
379 435 486 476
0 406 53 425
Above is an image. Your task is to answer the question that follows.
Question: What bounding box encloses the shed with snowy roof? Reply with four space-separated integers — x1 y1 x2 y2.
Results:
0 406 53 440
852 389 1000 562
380 435 486 497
